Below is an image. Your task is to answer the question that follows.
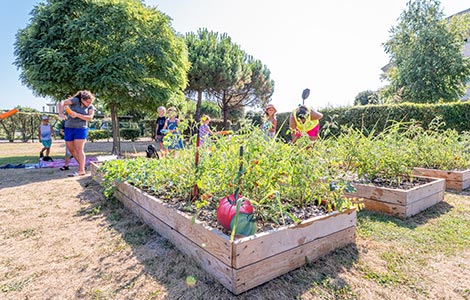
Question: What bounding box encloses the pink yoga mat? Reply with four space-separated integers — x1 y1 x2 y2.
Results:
39 157 98 168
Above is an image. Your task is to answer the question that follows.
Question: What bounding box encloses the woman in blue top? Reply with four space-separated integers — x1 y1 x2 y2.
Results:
58 90 96 177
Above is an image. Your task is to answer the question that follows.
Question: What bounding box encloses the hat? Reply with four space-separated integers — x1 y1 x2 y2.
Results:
265 104 277 113
41 115 49 120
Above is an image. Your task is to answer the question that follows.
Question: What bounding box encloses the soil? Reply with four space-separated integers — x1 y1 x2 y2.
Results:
1 140 470 299
146 190 328 235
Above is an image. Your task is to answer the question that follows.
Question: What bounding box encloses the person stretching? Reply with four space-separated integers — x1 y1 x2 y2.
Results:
58 90 96 177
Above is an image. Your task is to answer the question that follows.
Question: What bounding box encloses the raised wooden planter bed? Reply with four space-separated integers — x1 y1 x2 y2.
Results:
412 168 470 192
345 176 445 219
90 163 356 295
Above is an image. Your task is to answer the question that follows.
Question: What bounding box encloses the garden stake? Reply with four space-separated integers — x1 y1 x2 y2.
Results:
229 146 256 241
191 126 201 202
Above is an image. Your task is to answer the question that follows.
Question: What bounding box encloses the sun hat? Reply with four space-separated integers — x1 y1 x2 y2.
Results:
265 104 277 113
41 115 49 120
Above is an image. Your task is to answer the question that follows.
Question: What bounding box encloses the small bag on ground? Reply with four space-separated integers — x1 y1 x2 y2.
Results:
145 145 159 159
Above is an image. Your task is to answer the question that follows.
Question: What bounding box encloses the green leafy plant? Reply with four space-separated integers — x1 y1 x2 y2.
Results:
98 125 359 236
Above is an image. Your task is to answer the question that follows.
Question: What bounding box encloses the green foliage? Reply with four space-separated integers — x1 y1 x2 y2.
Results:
185 29 274 129
88 130 110 142
406 118 470 170
0 112 58 142
327 119 470 186
15 0 189 104
383 0 470 103
98 126 359 231
320 101 470 137
14 0 189 154
354 90 380 106
119 128 140 141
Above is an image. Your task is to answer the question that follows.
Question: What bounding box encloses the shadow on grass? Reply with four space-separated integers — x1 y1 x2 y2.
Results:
357 199 454 230
74 178 361 299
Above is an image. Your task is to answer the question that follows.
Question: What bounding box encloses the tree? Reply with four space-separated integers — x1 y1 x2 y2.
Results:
210 52 275 129
383 0 470 103
185 29 218 123
14 0 189 154
185 29 274 129
354 90 380 105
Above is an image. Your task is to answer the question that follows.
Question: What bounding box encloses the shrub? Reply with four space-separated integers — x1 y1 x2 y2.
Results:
88 130 110 142
120 128 140 141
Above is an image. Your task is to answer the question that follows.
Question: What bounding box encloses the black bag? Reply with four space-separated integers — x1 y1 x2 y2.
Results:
146 145 159 159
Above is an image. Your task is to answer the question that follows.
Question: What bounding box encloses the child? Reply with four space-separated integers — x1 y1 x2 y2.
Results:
289 105 323 144
38 115 55 158
260 104 277 138
163 107 183 157
199 115 214 145
155 106 167 155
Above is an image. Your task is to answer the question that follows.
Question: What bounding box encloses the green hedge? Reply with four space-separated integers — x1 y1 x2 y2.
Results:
88 130 110 142
0 112 59 142
318 102 470 137
120 128 140 141
270 101 470 141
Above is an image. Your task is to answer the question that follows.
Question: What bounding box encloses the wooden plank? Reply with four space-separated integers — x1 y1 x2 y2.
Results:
405 191 444 218
114 188 236 292
362 198 406 218
232 209 356 268
95 172 359 294
413 168 463 181
445 180 463 191
460 179 470 191
89 162 103 183
463 170 470 181
348 177 444 206
232 227 356 295
350 183 406 205
413 168 470 191
117 183 232 266
405 177 445 204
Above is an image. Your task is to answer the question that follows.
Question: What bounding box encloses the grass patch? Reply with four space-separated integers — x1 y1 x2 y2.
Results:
357 201 470 256
0 155 39 165
7 227 40 240
123 225 154 246
1 275 34 292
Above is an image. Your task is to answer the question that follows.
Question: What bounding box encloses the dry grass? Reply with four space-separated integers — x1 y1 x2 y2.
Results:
0 142 469 299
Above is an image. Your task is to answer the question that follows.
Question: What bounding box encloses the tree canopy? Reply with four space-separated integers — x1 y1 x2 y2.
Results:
185 29 274 128
14 0 189 154
383 0 470 103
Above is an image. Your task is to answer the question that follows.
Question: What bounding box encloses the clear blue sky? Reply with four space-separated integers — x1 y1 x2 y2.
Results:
1 0 468 113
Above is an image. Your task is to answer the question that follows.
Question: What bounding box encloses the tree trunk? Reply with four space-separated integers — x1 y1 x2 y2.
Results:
195 90 203 123
0 121 16 142
110 103 121 155
222 104 230 130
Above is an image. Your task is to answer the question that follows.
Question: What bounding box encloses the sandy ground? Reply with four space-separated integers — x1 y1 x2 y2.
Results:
0 141 469 299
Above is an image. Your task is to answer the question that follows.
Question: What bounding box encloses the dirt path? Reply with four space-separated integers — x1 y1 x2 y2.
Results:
1 168 469 299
